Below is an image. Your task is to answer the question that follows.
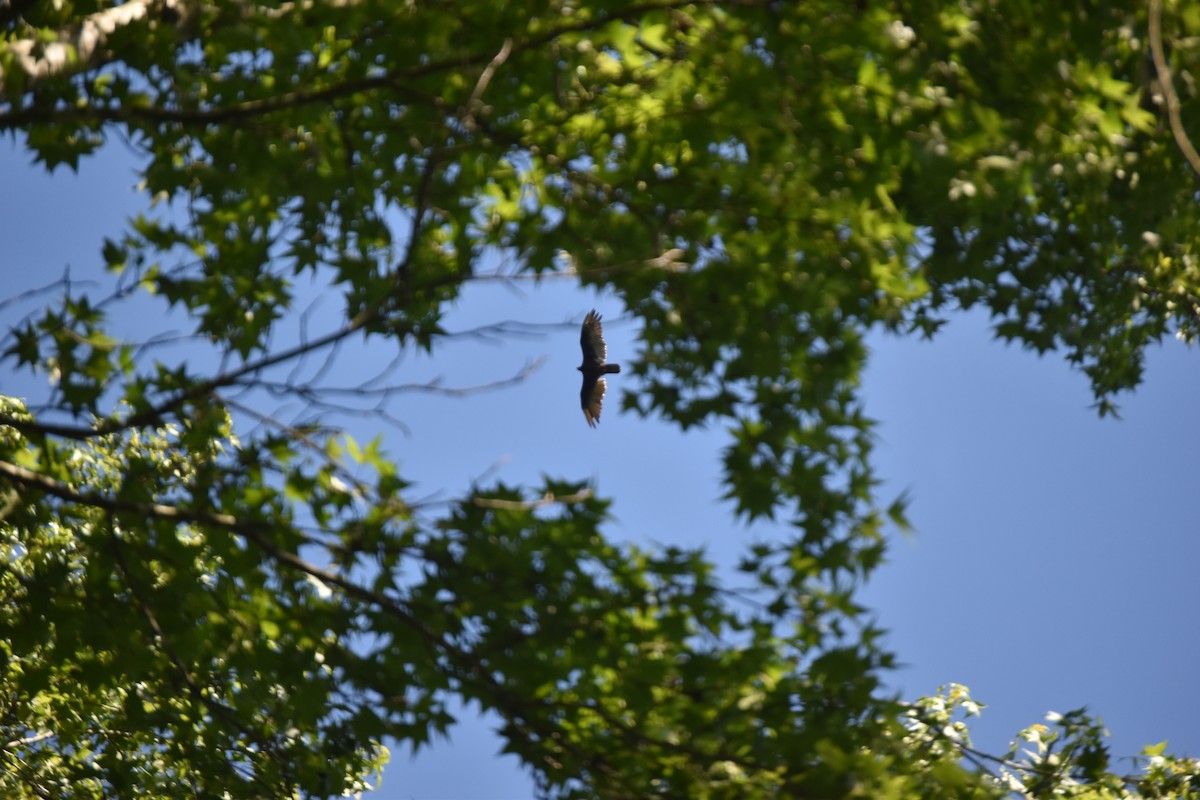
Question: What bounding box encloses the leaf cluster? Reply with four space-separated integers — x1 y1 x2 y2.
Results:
2 0 1199 797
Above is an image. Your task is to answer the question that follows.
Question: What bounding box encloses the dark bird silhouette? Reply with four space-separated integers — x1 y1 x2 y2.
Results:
578 309 620 427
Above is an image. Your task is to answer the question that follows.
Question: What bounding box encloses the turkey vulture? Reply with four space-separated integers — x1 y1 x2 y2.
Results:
578 309 620 427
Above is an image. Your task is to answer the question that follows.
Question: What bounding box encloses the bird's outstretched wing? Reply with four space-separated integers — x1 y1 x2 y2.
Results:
581 374 606 428
579 310 617 427
580 309 608 365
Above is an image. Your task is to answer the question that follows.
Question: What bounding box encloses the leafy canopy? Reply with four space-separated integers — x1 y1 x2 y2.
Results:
3 1 1200 798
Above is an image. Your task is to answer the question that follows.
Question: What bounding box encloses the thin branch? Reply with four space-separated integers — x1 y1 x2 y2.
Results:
462 38 513 133
218 393 407 515
445 317 569 341
1 730 54 751
1149 0 1200 178
285 292 335 387
0 300 377 440
249 356 545 401
0 272 76 316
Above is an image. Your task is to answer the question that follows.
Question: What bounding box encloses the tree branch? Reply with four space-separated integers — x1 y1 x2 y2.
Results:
0 453 743 797
1149 0 1200 178
0 0 195 95
0 0 752 130
0 305 375 441
1 730 53 751
252 356 545 402
0 454 485 690
461 38 513 133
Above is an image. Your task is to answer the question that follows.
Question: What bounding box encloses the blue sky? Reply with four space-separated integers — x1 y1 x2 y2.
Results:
3 136 1198 799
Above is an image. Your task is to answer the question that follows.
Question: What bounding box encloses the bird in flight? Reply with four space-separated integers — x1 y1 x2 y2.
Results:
578 309 620 427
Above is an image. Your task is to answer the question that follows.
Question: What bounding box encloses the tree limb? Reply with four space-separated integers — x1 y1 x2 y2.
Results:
0 0 752 129
1149 0 1200 178
1 730 53 751
0 304 376 440
0 0 194 95
461 38 513 133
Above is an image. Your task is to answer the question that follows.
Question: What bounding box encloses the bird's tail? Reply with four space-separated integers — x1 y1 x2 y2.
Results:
603 364 621 374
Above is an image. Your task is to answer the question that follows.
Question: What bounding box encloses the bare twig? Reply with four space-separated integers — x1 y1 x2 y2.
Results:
446 318 568 341
218 394 413 520
249 356 545 401
0 272 76 316
0 298 378 440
